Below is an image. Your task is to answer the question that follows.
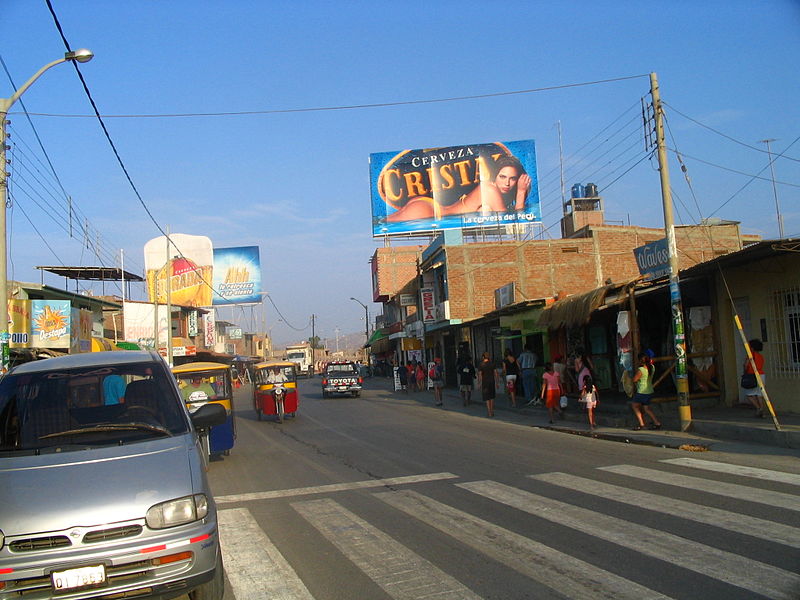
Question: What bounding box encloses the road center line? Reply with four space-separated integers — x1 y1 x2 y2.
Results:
215 472 458 504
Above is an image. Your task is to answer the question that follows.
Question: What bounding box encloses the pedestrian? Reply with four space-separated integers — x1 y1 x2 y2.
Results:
631 352 662 430
406 361 417 393
397 361 408 393
518 343 539 405
430 357 444 406
457 354 476 406
742 338 766 418
415 361 426 393
477 352 497 417
579 375 599 429
502 348 520 407
540 362 563 423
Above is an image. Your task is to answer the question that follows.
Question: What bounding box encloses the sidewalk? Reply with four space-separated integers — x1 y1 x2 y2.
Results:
366 377 800 451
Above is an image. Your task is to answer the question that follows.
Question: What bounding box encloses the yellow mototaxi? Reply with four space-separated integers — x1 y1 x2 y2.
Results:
172 361 235 456
252 360 299 423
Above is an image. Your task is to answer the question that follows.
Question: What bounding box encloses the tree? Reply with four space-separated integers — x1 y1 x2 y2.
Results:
307 335 322 349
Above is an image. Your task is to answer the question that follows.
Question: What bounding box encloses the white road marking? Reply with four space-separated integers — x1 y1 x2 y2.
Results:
292 497 482 600
660 457 800 486
599 464 800 512
216 472 458 504
459 480 800 600
218 507 314 600
532 471 800 548
375 489 673 600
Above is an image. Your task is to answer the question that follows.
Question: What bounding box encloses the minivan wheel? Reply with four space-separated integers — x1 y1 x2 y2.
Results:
189 551 224 600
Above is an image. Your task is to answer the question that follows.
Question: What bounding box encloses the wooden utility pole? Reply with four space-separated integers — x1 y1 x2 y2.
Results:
650 72 692 431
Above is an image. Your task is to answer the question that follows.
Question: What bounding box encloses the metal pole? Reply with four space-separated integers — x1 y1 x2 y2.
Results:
760 139 784 238
1 58 67 371
166 227 173 367
650 72 692 431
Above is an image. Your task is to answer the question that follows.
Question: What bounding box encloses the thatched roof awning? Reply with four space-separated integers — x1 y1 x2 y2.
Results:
537 285 615 330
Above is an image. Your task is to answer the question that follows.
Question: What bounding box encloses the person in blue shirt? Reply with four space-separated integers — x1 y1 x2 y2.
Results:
103 374 126 405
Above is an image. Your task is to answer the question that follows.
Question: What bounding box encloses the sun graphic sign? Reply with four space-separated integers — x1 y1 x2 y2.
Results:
31 300 71 348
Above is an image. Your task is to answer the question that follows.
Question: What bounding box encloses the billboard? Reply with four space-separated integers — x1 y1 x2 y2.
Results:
144 234 214 308
370 139 539 237
212 246 262 305
123 302 170 349
31 300 71 349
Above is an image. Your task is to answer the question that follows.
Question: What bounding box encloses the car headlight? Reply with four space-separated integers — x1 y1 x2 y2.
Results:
146 494 208 529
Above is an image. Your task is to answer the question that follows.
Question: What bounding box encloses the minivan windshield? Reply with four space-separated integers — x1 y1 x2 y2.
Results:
0 361 190 454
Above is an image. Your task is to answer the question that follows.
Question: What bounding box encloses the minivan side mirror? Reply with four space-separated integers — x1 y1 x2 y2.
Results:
191 403 227 429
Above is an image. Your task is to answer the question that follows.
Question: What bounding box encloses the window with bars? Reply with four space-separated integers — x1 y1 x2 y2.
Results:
768 287 800 374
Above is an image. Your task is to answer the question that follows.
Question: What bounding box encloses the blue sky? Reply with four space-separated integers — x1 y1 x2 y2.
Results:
2 0 798 346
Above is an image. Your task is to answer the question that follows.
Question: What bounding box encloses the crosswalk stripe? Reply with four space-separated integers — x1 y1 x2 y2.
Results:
661 457 800 486
292 497 481 600
216 472 458 504
598 464 800 512
532 472 800 548
459 480 800 600
375 489 673 600
218 507 314 600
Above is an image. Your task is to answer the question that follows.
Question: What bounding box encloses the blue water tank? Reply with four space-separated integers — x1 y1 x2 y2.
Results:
585 182 598 197
571 183 585 199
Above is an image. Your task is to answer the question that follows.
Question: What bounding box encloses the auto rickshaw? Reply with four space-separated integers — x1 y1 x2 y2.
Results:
253 360 299 422
172 361 236 456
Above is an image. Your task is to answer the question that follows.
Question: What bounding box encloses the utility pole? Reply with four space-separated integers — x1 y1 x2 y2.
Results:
760 139 784 238
650 72 691 432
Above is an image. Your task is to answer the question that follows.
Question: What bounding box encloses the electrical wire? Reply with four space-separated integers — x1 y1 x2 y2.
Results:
16 74 652 119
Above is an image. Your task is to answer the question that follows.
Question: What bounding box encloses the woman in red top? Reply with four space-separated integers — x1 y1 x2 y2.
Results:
540 362 563 424
743 338 766 418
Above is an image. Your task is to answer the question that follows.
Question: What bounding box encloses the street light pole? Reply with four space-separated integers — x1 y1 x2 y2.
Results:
0 49 94 372
350 297 369 364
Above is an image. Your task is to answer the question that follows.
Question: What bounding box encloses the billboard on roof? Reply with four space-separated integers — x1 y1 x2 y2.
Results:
370 139 539 237
212 246 262 305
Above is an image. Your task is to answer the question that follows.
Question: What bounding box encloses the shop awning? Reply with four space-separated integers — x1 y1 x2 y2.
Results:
91 337 120 352
365 329 388 347
537 285 615 330
115 341 141 351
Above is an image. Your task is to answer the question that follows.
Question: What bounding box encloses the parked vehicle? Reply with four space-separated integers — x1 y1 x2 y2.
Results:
284 343 314 377
322 360 363 397
0 350 227 600
173 361 236 458
253 360 299 422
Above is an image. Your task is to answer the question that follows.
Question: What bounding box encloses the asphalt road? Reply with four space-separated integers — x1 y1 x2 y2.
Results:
196 377 800 600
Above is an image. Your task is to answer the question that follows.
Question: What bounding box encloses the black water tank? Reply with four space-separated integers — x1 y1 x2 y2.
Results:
585 182 598 197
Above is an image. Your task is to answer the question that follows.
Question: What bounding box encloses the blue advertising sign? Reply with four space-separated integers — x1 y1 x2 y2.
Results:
212 246 262 305
370 139 540 237
633 238 670 280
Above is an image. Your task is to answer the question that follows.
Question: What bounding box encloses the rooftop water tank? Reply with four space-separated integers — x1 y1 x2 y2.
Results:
585 182 598 197
571 183 585 199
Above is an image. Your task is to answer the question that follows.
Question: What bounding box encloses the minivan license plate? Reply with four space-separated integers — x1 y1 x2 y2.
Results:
52 564 106 591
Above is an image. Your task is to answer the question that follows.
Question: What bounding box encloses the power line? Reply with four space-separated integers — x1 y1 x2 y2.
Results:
14 74 652 119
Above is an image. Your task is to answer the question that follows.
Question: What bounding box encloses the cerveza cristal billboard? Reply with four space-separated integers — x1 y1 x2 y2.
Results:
370 139 540 237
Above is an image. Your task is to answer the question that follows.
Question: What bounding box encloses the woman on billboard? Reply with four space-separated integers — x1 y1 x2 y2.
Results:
386 155 531 222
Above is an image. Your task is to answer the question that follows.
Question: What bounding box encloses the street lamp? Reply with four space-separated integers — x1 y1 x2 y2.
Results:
0 49 94 371
350 297 369 364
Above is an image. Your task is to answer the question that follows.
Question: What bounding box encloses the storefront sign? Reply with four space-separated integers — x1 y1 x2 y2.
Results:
399 294 416 307
633 238 670 280
420 287 436 323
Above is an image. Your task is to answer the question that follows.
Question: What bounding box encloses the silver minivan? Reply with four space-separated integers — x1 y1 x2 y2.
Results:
0 351 226 599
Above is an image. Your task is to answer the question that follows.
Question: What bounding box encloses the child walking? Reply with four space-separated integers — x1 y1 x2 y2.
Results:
579 376 599 429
